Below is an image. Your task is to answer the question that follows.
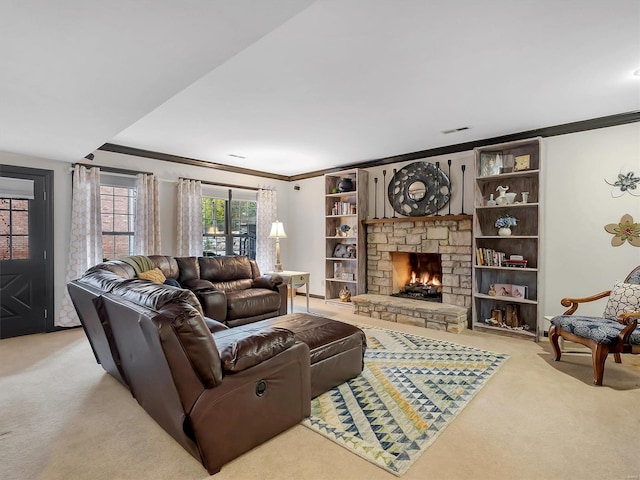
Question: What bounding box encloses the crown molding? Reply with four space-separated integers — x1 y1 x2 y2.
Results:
100 111 640 182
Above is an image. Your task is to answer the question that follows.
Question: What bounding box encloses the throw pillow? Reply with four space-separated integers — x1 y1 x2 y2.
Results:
137 267 166 284
603 281 640 321
163 278 182 288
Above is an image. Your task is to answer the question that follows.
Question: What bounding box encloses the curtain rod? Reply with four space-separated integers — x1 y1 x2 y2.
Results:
180 177 273 192
72 163 153 176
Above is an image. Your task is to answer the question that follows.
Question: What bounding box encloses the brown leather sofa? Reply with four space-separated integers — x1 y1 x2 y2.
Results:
67 255 366 474
87 255 288 326
68 271 310 475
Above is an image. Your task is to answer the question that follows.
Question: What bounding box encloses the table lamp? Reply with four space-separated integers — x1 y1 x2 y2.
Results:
269 221 287 272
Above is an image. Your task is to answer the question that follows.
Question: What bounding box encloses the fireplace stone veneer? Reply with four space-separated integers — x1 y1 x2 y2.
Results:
352 216 472 333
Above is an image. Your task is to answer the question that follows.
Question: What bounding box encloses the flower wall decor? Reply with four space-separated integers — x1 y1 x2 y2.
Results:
604 214 640 247
605 171 640 197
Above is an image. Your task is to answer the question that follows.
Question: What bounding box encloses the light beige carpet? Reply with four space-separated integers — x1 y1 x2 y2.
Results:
1 298 640 480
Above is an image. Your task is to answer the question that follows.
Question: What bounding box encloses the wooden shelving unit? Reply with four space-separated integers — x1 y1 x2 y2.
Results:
324 169 368 306
472 138 543 341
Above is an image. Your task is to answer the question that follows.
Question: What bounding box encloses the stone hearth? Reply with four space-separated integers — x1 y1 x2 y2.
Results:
352 215 472 333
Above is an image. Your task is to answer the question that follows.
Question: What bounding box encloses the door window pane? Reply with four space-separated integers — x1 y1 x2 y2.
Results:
0 198 29 260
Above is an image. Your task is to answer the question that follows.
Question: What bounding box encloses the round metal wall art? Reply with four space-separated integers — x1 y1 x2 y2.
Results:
388 161 451 216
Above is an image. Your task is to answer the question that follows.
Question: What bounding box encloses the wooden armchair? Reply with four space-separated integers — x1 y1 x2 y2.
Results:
548 265 640 386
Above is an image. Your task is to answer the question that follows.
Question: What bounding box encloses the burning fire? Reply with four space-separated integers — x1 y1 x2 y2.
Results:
410 271 441 286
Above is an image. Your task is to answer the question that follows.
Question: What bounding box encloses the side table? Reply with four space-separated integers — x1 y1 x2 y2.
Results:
266 270 310 313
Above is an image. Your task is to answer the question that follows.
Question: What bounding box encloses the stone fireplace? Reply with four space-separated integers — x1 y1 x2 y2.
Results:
352 216 473 333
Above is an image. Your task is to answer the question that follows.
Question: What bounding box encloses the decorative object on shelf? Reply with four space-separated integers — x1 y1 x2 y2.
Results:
495 185 509 205
339 285 351 302
392 169 397 218
333 262 342 278
382 169 387 218
460 164 467 214
495 214 517 236
487 284 496 296
605 171 640 197
486 194 497 206
604 214 640 247
268 221 287 272
338 177 354 193
479 152 502 176
373 177 378 219
521 191 529 203
433 161 441 216
333 243 357 258
514 154 530 171
340 272 355 281
388 161 451 217
446 159 452 215
505 192 517 204
338 224 351 237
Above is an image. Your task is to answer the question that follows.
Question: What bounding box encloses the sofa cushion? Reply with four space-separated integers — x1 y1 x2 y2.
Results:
603 281 640 321
209 279 254 293
199 256 253 282
551 315 630 345
155 302 223 388
138 267 167 284
163 278 182 288
79 270 130 292
215 326 295 373
226 289 281 320
112 279 204 316
176 257 200 284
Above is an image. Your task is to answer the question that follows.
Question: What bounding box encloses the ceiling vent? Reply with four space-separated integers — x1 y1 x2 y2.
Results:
441 126 470 134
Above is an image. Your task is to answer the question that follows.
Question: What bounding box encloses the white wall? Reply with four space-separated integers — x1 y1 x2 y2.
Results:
3 121 639 319
543 123 640 317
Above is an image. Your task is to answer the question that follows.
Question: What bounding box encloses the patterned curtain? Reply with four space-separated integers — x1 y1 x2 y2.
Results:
177 178 202 256
56 165 103 327
256 188 277 273
134 173 161 255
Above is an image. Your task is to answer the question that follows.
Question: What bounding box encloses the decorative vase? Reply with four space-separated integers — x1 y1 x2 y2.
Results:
486 194 497 206
337 177 354 193
498 227 512 236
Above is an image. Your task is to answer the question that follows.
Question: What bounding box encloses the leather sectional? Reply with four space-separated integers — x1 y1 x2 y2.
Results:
67 254 366 474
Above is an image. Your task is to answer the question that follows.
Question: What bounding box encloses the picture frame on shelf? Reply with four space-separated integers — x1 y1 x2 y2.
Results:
512 285 527 299
514 154 531 171
494 283 512 297
479 152 503 177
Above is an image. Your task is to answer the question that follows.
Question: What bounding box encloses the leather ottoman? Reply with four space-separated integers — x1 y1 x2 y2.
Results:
228 313 366 397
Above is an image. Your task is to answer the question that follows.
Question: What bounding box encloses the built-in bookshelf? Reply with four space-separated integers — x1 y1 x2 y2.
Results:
471 138 542 341
324 169 368 306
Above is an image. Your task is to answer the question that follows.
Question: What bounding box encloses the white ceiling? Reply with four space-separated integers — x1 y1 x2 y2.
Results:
2 0 639 177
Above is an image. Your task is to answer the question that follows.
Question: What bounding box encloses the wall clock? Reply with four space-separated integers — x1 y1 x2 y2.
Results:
388 161 451 216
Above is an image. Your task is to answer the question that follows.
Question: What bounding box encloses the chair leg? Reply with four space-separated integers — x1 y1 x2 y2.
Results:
613 352 622 363
592 343 610 386
549 325 562 361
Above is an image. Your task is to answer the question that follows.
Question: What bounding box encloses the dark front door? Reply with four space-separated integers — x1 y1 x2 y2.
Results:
0 165 54 338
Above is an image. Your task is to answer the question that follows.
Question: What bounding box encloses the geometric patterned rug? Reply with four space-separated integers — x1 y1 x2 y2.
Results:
302 324 509 476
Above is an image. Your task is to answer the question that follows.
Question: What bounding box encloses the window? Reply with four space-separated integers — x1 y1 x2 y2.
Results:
202 189 257 258
0 199 29 260
100 182 136 260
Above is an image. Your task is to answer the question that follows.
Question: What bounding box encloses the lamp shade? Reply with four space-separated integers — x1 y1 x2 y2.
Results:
269 221 287 238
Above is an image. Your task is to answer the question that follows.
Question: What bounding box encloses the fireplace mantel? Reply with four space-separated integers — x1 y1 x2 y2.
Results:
363 214 472 225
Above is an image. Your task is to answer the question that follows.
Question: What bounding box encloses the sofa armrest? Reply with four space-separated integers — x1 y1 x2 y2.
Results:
183 278 216 292
196 290 227 323
252 274 283 290
216 327 295 373
204 317 229 333
188 341 310 474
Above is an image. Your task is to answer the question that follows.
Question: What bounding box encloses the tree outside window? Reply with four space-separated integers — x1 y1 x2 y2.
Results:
202 197 256 258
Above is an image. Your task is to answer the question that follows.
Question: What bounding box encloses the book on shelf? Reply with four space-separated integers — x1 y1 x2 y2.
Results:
331 201 355 216
476 248 506 266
